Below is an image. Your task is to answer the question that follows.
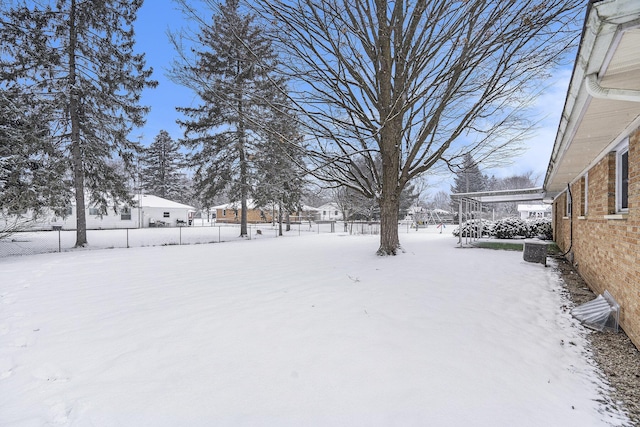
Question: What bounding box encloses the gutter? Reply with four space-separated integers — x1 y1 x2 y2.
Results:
585 73 640 103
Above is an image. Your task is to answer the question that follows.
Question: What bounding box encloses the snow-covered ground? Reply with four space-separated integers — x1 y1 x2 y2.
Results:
0 228 630 426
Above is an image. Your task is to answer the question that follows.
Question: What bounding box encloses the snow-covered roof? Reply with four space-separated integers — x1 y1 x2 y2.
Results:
317 202 339 210
211 199 264 210
138 194 195 210
211 200 320 211
300 205 321 212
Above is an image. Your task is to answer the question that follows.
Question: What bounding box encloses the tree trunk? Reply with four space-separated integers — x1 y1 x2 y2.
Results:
237 80 248 237
377 189 400 255
278 201 283 236
69 0 87 247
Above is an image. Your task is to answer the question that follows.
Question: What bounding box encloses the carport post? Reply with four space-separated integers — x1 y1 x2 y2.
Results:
458 198 462 246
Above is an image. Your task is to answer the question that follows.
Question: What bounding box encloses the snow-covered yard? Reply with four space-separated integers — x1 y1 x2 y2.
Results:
0 229 630 426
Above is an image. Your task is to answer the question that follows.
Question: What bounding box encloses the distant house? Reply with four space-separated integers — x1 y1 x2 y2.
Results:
210 201 323 224
543 0 640 349
212 200 273 224
290 205 321 223
2 194 195 230
136 194 196 228
317 203 342 221
517 204 551 220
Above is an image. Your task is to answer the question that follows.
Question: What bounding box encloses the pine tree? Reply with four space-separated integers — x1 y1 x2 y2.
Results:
1 0 156 246
0 86 69 234
140 130 189 202
253 92 305 235
451 154 487 194
172 0 285 237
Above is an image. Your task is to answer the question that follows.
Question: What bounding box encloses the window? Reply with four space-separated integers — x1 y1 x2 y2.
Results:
121 206 131 221
616 140 629 212
89 207 100 216
566 189 572 217
62 206 73 217
163 212 170 218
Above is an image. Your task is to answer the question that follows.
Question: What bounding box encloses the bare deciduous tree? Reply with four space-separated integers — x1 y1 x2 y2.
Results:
256 0 581 255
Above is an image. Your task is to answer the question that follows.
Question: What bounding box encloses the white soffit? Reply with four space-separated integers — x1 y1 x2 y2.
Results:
545 4 640 196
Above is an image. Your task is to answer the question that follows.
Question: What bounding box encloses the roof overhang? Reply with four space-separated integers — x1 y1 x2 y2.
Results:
544 0 640 198
451 187 545 204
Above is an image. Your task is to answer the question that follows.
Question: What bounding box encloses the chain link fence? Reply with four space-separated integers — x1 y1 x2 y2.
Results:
0 221 423 259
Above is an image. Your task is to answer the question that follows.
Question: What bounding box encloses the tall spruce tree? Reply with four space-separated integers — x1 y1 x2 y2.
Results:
253 92 305 235
0 4 69 228
171 0 285 237
140 130 189 202
0 86 69 236
0 0 156 246
451 154 487 194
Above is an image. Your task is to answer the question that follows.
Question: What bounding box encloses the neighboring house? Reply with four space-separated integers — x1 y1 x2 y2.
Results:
517 204 551 220
210 201 322 224
2 194 195 230
290 205 321 223
543 0 640 349
317 203 342 221
137 194 196 228
212 200 274 224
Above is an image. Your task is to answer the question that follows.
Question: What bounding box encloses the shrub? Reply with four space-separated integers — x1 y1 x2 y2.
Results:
452 219 492 238
525 217 553 240
492 217 527 239
452 216 553 240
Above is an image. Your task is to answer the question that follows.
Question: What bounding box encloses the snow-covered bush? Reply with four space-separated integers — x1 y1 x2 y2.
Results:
452 219 492 237
492 217 528 239
525 217 553 240
452 217 553 240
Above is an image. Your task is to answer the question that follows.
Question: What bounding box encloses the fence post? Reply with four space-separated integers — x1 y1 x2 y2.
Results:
58 229 61 253
179 226 182 245
126 228 129 248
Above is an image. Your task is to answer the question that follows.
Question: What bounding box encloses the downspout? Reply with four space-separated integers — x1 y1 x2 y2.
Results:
562 183 574 258
585 74 640 103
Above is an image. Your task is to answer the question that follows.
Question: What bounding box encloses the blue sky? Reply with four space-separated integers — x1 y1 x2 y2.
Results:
132 0 574 192
134 0 195 145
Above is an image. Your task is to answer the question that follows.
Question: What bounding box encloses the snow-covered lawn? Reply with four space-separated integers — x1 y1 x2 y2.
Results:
0 229 629 426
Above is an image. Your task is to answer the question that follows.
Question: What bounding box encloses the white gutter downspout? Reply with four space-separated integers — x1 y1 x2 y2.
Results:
586 73 640 103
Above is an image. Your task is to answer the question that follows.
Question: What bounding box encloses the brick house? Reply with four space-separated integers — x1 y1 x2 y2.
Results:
544 0 640 348
212 200 274 224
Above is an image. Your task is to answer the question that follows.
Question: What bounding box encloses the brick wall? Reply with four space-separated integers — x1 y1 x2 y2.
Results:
216 208 274 223
553 128 640 349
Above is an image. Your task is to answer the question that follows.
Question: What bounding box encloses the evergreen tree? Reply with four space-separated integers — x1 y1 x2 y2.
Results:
1 0 156 246
0 86 69 235
171 0 285 237
140 130 189 202
451 154 487 195
253 93 305 235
